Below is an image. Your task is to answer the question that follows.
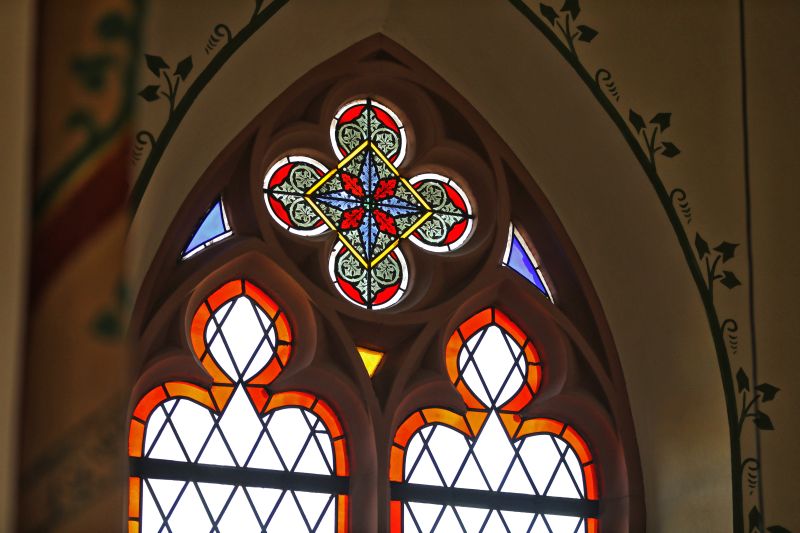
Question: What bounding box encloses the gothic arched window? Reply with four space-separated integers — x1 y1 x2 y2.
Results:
128 40 639 532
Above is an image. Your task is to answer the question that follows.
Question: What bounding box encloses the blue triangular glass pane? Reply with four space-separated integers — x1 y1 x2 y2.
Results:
506 232 550 298
183 200 229 257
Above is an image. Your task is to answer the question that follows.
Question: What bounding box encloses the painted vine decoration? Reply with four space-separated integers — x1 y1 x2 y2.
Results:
508 0 789 531
695 232 783 522
695 235 741 296
130 0 290 211
138 54 194 118
538 0 599 55
736 368 780 436
627 111 680 168
205 24 233 54
670 188 693 224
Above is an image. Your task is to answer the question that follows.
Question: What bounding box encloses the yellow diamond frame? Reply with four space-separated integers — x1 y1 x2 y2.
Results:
305 140 432 268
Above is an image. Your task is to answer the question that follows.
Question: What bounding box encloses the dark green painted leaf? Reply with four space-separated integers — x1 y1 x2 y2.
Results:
754 411 774 430
540 3 558 24
756 383 780 402
560 0 580 19
736 367 750 392
254 0 265 14
628 110 645 133
695 233 709 258
650 112 672 131
145 54 169 76
97 11 128 40
721 270 741 289
71 55 114 92
750 506 763 532
138 85 161 102
174 56 193 80
714 241 739 262
767 526 793 533
577 25 598 42
92 310 122 338
661 142 681 158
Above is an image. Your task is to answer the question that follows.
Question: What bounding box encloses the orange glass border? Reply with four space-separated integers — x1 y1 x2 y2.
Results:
393 411 592 487
390 407 474 483
188 279 294 387
261 391 350 477
128 384 350 527
445 307 542 412
517 417 599 501
129 381 215 457
390 499 402 533
128 477 140 519
390 410 599 529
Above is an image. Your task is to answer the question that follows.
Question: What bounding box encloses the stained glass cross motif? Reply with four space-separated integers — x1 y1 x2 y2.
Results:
264 99 474 309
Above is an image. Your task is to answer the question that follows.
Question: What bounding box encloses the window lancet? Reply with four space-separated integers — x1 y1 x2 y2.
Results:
128 280 349 532
390 308 598 533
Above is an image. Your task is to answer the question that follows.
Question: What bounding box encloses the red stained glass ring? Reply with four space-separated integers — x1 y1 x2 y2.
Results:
328 241 409 310
408 174 473 252
264 156 331 235
330 99 407 164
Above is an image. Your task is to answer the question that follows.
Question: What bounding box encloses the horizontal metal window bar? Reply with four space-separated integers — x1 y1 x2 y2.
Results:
130 457 349 495
391 482 599 518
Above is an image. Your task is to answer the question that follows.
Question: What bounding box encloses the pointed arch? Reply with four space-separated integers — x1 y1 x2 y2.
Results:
127 34 648 531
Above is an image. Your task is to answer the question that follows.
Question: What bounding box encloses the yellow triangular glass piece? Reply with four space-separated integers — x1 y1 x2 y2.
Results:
466 411 488 437
357 346 384 377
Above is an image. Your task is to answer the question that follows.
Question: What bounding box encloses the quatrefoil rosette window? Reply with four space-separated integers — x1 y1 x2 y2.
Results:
390 308 600 533
128 280 349 532
264 99 474 309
